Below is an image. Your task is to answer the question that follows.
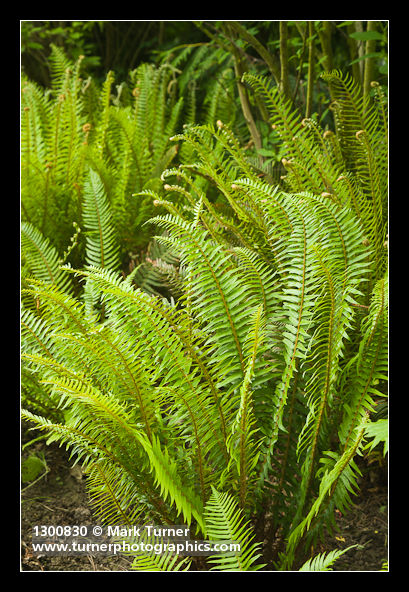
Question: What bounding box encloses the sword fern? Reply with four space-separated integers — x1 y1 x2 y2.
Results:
21 70 387 570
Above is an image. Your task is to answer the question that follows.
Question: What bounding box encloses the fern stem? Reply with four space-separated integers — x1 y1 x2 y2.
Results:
97 331 154 442
41 165 51 234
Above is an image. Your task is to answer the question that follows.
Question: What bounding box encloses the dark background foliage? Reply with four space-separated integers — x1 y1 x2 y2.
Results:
21 21 388 92
21 21 209 87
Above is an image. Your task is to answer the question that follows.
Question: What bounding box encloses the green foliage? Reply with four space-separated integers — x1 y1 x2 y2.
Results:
21 39 387 572
130 537 193 572
298 545 357 571
203 487 265 570
21 221 74 296
21 47 186 271
364 419 388 456
21 453 48 484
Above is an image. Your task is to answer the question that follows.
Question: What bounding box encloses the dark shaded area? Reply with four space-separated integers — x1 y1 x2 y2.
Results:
21 430 132 572
21 21 209 87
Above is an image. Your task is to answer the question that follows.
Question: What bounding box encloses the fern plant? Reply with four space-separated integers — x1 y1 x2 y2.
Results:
21 47 186 271
242 70 388 285
21 70 387 570
21 46 89 257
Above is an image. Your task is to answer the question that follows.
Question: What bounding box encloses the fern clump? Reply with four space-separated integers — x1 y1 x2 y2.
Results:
21 69 387 571
21 47 187 274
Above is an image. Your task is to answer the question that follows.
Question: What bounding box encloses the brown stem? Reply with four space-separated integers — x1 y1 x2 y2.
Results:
347 23 362 86
305 21 315 118
363 21 378 106
226 28 263 154
279 21 290 99
228 21 281 86
355 21 365 83
318 21 333 72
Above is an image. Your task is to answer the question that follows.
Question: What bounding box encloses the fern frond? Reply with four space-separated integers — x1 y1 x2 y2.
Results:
321 70 387 280
85 460 146 526
94 70 115 159
285 412 369 566
226 304 266 508
203 487 265 571
364 418 388 456
130 530 192 571
22 279 88 335
82 168 120 271
299 545 357 571
338 275 388 448
140 433 205 532
21 407 168 526
151 214 260 390
21 222 73 294
68 265 230 466
48 44 75 96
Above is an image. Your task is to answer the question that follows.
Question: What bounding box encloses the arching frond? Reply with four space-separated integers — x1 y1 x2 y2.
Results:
299 545 357 571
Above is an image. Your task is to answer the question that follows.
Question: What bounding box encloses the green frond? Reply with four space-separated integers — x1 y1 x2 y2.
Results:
140 433 205 532
299 545 357 571
82 168 120 271
21 366 61 420
48 44 77 96
68 265 230 467
338 275 388 448
204 67 237 127
233 247 279 320
21 222 73 295
21 305 56 359
321 70 387 280
21 78 54 167
285 413 369 566
130 537 192 572
364 418 388 456
226 305 266 508
22 278 88 335
151 214 260 390
85 460 146 526
203 487 265 571
94 70 115 159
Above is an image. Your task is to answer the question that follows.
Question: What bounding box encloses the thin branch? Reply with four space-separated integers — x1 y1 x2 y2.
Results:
228 21 281 86
305 21 315 118
279 22 290 99
363 21 378 105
